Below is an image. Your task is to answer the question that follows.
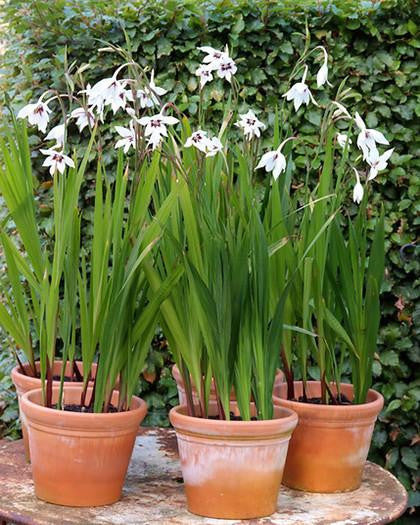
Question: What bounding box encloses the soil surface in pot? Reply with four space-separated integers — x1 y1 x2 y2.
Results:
208 412 258 421
51 375 87 382
294 394 352 405
52 404 120 413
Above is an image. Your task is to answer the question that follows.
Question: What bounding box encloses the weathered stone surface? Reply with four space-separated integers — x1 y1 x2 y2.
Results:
0 428 407 524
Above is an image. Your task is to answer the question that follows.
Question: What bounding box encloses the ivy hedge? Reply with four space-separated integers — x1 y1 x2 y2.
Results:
0 0 419 515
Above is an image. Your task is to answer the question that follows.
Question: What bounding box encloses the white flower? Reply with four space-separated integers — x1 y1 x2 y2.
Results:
256 137 295 180
198 46 228 69
137 70 168 108
235 110 265 140
282 66 318 112
17 96 52 133
354 112 389 161
69 107 95 132
206 137 223 157
337 133 352 149
115 122 136 153
316 47 332 88
367 148 394 181
86 67 133 115
195 64 213 89
217 57 237 83
184 130 211 153
352 168 364 204
138 113 179 150
137 89 154 109
81 83 104 118
40 147 75 176
111 85 134 114
45 124 65 147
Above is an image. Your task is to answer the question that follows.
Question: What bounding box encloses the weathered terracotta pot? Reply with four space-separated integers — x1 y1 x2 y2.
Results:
274 381 384 493
21 385 147 507
169 402 298 519
172 364 285 405
11 361 97 461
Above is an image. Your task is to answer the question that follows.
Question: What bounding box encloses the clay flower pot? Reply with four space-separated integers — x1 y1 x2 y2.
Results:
11 361 97 461
169 402 298 519
21 385 147 507
172 364 285 405
274 381 384 493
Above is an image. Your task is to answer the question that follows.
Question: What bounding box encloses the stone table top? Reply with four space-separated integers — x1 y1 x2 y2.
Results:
0 427 408 525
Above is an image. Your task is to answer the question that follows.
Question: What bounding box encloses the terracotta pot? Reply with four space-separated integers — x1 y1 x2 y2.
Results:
172 364 285 405
21 385 147 507
273 381 384 493
169 402 298 519
11 361 97 461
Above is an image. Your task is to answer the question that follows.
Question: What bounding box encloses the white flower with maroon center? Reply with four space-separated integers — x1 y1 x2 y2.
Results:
184 130 212 153
69 107 95 132
195 65 213 89
366 148 394 181
235 110 265 140
137 70 168 108
354 112 389 161
198 46 228 69
110 84 134 114
45 123 65 147
217 57 237 83
40 147 75 176
17 94 52 133
115 121 136 153
138 112 179 150
282 65 318 112
256 137 296 180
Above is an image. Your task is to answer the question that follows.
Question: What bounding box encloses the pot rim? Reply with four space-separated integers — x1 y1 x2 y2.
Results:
21 385 146 423
274 381 384 421
169 403 298 439
172 364 284 385
11 360 95 383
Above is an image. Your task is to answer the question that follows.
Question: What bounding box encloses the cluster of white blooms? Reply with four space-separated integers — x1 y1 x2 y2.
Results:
17 93 74 174
195 46 237 88
282 46 330 113
341 112 393 204
16 41 394 194
17 63 178 166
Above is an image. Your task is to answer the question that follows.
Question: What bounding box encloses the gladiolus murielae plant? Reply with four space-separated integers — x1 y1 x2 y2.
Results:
4 28 390 416
0 113 181 412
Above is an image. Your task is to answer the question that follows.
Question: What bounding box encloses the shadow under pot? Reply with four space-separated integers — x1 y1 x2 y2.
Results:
11 360 98 461
273 381 384 493
172 364 285 404
20 385 147 507
169 402 298 520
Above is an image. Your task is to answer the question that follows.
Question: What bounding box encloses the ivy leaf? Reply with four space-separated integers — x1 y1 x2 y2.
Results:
401 447 418 470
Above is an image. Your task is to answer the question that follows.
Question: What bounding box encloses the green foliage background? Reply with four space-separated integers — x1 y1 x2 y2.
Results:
0 0 418 515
